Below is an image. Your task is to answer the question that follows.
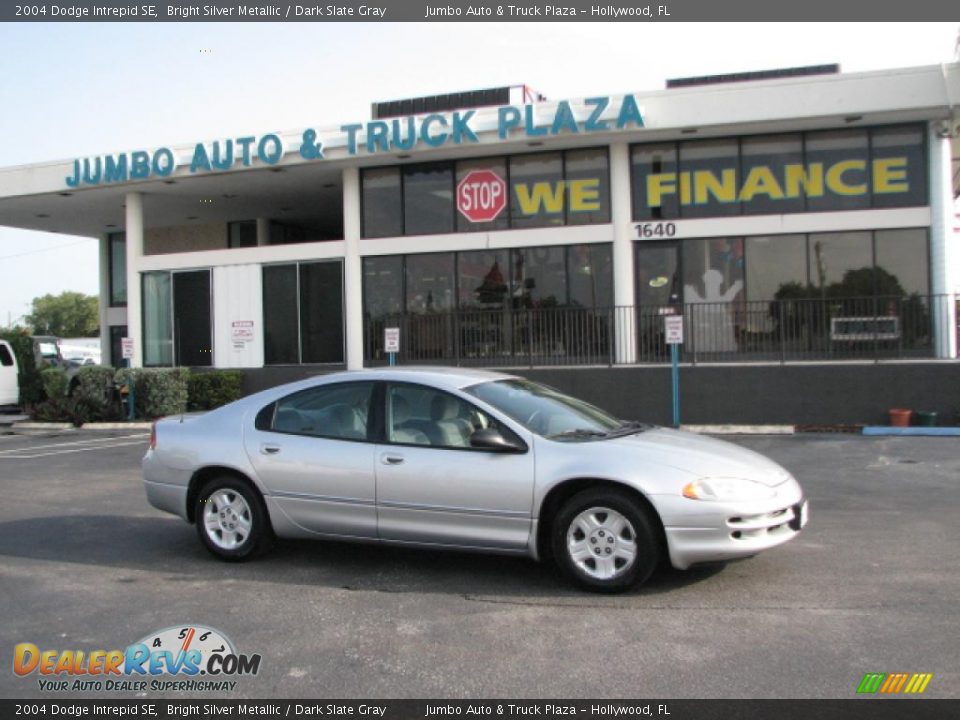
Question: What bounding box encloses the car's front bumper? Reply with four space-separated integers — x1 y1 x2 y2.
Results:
654 481 807 570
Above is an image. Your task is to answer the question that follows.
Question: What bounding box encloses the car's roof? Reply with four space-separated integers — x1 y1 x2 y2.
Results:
333 366 518 391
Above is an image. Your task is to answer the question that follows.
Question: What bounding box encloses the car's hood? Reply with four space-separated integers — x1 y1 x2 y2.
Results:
596 427 792 486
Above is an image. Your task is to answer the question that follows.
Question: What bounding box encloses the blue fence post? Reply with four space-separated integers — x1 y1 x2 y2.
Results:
671 342 680 428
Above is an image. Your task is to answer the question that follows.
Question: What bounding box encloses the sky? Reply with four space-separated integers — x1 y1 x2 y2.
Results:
0 21 958 327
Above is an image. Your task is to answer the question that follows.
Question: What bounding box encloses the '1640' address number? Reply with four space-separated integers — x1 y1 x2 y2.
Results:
635 222 677 239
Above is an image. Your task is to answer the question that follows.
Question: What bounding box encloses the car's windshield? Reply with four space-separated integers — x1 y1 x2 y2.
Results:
466 379 634 439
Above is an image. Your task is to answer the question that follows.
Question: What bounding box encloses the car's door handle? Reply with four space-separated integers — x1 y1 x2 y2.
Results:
380 453 404 465
260 443 281 455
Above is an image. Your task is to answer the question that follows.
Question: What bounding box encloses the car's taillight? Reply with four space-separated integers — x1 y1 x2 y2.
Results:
149 422 157 450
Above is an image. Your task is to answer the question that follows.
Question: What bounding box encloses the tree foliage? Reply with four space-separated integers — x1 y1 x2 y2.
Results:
26 292 99 337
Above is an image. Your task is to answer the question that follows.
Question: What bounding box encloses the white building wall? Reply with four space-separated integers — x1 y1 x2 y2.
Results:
212 264 264 369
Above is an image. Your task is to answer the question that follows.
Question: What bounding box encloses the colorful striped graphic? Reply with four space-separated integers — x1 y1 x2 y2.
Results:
857 672 933 694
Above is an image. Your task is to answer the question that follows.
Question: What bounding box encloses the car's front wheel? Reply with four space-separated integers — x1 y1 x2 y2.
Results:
552 488 661 592
195 477 272 561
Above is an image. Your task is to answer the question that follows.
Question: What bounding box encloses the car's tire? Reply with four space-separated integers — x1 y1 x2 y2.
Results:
551 487 661 593
195 476 273 562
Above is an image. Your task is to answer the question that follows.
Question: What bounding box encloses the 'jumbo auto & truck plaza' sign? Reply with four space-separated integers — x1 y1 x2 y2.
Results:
64 95 644 188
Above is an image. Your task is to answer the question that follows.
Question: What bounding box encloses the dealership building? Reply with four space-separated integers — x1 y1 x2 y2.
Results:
1 63 958 424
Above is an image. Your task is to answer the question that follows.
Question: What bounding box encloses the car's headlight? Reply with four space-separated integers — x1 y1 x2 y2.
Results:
682 477 777 502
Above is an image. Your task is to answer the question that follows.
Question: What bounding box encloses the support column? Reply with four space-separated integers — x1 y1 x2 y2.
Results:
342 168 364 370
256 218 271 246
610 142 636 364
97 234 110 365
927 123 957 359
125 192 145 368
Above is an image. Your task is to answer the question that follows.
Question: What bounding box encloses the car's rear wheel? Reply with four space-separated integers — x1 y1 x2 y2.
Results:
195 477 272 561
551 488 660 593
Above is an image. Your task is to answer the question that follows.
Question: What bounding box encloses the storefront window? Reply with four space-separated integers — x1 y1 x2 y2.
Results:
513 246 567 307
109 233 127 306
458 250 509 309
508 153 565 229
404 163 454 235
875 229 929 296
808 232 873 297
564 148 611 225
228 220 257 248
406 253 454 314
744 235 807 302
740 134 805 215
870 126 926 209
632 125 925 220
682 237 744 305
804 130 870 213
299 262 344 364
631 144 678 220
679 139 741 219
363 256 404 320
263 261 344 365
361 167 402 238
455 158 509 232
142 271 172 367
263 264 299 364
568 244 613 308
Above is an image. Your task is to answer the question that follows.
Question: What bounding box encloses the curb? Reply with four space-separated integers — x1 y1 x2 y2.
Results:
9 421 152 431
862 426 960 437
681 424 795 435
82 422 152 430
10 422 75 430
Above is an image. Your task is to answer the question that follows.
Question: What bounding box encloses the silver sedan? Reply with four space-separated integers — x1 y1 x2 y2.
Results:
143 367 807 592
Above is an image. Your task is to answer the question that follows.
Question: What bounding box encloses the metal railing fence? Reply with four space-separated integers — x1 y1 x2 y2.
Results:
363 294 957 367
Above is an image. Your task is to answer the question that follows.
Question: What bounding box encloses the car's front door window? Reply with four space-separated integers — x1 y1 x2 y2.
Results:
386 383 507 449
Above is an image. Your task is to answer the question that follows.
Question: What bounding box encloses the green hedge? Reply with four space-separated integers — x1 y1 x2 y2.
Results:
188 370 244 411
0 330 44 405
115 368 190 419
32 366 119 426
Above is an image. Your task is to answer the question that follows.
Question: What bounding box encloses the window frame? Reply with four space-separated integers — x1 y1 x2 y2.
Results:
257 381 378 443
383 381 528 453
630 123 929 222
108 232 127 307
360 147 612 238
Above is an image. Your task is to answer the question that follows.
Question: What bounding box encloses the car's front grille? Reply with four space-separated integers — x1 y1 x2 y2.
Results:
727 506 796 540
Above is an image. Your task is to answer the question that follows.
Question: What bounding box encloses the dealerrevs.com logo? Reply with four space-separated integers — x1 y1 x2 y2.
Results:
13 625 261 693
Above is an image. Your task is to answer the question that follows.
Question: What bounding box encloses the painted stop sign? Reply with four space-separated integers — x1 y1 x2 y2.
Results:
457 169 507 223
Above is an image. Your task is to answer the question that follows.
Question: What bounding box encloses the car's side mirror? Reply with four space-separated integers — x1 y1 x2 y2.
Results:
470 428 525 453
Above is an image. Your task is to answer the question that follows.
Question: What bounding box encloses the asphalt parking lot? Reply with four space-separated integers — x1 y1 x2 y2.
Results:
0 428 957 699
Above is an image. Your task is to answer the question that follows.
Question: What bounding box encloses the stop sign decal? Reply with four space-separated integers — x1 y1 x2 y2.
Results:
457 169 507 223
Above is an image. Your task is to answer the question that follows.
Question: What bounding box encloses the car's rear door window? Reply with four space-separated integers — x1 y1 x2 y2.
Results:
264 382 375 441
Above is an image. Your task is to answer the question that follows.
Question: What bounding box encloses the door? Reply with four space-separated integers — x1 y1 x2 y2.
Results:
635 242 681 359
375 382 535 550
173 270 212 367
243 381 378 539
0 342 18 406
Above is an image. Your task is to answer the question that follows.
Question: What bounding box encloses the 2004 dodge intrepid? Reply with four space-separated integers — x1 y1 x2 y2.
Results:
143 367 808 592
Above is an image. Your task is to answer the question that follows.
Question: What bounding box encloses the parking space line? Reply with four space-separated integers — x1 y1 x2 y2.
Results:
0 434 149 459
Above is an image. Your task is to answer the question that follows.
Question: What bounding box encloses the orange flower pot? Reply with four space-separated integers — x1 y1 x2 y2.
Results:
888 408 912 427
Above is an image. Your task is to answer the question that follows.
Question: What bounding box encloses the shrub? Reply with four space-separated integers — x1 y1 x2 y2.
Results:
41 367 68 399
32 368 100 426
72 365 123 422
115 368 190 419
188 370 244 411
0 330 45 405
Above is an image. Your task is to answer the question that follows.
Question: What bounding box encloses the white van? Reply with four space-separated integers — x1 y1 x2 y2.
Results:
0 340 20 408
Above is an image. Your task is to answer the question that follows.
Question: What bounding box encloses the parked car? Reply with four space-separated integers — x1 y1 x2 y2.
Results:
143 367 807 592
0 339 19 408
